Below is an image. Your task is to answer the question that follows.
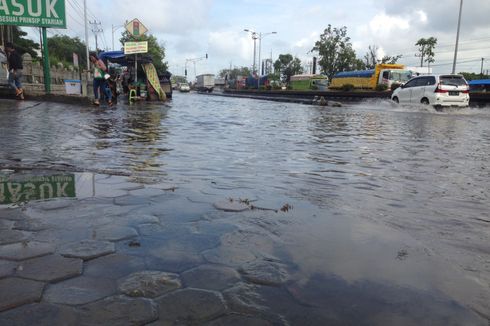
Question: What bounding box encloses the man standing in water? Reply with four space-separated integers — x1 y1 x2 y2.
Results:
5 42 24 100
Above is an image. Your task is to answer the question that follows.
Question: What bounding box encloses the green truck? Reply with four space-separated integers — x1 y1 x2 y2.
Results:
290 74 329 91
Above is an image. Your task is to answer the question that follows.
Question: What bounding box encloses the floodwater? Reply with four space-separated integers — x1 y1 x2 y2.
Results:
1 94 490 324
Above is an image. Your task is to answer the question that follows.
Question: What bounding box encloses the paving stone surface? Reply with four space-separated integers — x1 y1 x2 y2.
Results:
15 254 83 283
204 314 273 326
181 264 241 291
146 248 204 273
78 295 158 326
0 209 30 221
0 230 30 245
0 220 13 230
35 199 75 211
84 253 146 280
58 239 115 260
238 261 289 286
13 218 50 232
0 241 55 261
0 278 45 312
118 271 181 298
203 247 258 267
93 225 139 241
155 288 227 324
43 276 116 306
114 195 153 206
213 199 250 212
0 303 79 325
0 260 17 278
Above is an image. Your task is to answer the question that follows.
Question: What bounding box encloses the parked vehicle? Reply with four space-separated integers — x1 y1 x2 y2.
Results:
330 64 412 90
391 74 469 108
290 74 328 91
468 79 490 93
196 74 215 92
179 82 190 92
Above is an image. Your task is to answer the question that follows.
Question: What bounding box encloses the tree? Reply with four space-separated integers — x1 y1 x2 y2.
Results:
1 25 40 59
120 31 168 73
273 54 303 83
415 37 437 68
311 25 359 80
47 34 86 67
218 66 250 79
364 45 402 69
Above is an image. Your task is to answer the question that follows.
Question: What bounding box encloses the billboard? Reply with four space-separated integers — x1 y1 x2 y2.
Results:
0 0 66 28
124 41 148 55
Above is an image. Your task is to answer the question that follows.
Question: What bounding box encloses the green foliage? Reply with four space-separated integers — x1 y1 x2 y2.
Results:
120 31 168 74
375 84 389 91
218 66 250 79
415 37 437 67
364 44 402 69
171 75 187 84
1 26 40 58
273 54 303 83
391 83 402 91
459 72 487 81
341 84 355 91
311 25 359 80
47 34 86 68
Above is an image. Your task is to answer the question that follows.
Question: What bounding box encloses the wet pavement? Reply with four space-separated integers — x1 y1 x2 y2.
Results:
0 95 489 325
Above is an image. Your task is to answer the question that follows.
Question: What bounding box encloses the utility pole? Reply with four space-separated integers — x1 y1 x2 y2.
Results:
84 0 90 71
452 0 463 74
481 58 484 77
89 20 103 53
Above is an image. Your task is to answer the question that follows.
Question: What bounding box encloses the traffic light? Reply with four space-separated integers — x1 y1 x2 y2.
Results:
205 53 208 59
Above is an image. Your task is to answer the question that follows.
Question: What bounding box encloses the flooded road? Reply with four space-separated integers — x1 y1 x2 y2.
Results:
1 94 490 324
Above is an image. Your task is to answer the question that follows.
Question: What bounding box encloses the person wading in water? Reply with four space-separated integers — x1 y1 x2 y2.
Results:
5 42 24 100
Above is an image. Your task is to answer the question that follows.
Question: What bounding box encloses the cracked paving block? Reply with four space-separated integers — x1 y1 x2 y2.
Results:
0 303 79 325
58 239 115 260
15 254 83 283
0 278 45 312
145 248 204 273
238 261 289 286
118 271 181 298
13 218 50 232
0 241 55 261
78 295 158 326
0 230 30 245
93 225 138 242
43 276 116 306
0 260 17 278
181 265 241 291
34 199 75 211
155 288 227 324
0 220 13 230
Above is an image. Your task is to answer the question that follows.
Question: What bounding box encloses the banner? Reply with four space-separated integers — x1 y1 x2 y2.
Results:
0 0 66 28
124 41 148 55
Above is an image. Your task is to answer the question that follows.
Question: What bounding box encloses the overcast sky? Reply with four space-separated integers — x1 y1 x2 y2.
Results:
29 0 490 79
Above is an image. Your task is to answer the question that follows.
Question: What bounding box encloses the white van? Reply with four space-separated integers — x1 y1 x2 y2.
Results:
391 74 469 108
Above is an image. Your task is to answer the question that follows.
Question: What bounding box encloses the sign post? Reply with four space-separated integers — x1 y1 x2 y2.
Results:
0 0 67 94
124 19 148 84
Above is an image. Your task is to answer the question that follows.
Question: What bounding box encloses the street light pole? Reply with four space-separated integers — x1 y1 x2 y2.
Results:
244 29 258 75
257 31 277 88
112 22 126 51
452 0 463 74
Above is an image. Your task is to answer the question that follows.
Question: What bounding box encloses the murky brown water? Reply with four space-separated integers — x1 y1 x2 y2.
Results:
1 95 490 324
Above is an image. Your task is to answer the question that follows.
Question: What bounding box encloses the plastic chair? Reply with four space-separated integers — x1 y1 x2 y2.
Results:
129 89 137 102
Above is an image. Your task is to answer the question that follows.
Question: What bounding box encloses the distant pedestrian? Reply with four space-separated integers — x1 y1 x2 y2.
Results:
5 42 24 100
89 52 112 106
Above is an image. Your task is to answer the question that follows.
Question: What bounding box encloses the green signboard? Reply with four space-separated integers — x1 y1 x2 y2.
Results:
0 0 66 28
0 174 76 205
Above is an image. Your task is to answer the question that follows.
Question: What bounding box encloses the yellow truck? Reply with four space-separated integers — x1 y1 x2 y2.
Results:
330 64 413 90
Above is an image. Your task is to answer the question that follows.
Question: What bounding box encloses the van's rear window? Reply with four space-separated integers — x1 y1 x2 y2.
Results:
440 76 467 86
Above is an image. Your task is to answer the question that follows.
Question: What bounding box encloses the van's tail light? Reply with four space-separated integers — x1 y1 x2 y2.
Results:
461 90 469 94
434 83 448 93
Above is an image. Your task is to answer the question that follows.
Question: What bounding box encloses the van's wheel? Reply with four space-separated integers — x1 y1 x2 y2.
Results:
421 98 430 105
392 97 399 103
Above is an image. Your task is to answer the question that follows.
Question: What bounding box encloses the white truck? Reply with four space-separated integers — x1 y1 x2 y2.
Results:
195 74 215 93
